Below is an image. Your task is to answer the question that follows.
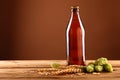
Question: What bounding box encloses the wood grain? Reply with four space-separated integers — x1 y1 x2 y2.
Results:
0 60 119 80
0 60 119 68
0 60 67 68
0 67 119 80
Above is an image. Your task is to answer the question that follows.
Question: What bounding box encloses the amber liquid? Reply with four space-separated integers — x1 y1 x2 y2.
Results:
66 8 85 65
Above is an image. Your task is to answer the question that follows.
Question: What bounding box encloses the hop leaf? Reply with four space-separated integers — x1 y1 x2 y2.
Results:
50 63 61 68
81 66 87 72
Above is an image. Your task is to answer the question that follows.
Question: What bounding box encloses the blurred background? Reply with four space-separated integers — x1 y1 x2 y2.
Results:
0 0 120 60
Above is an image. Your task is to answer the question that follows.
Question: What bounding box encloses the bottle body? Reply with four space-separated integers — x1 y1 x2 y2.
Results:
66 6 85 65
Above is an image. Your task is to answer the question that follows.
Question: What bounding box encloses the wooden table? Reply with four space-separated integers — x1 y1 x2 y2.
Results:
0 60 119 80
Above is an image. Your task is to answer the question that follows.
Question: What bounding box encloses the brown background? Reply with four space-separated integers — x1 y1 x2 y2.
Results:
0 0 120 60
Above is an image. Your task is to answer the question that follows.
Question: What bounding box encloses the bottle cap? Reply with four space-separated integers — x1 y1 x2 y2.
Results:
71 6 79 9
71 6 79 12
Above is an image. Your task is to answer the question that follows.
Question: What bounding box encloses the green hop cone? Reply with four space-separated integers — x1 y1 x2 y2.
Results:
86 65 94 73
95 65 103 72
95 57 108 66
88 62 95 67
104 63 113 72
50 63 61 68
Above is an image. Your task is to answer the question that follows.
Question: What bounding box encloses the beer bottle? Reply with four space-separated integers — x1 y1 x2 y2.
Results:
66 6 85 65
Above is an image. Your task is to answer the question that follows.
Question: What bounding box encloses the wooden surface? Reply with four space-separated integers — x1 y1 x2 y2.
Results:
0 60 120 80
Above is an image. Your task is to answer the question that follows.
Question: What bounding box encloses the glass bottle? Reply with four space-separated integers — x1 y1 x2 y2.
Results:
66 6 85 65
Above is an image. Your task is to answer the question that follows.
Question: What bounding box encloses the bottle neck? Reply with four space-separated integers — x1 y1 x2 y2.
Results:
71 8 80 19
71 8 79 13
